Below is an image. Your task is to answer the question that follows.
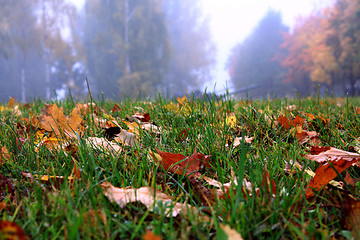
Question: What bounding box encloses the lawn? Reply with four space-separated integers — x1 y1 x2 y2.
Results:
1 94 360 239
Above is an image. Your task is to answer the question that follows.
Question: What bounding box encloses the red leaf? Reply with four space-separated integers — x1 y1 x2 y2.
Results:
155 148 210 177
304 147 360 198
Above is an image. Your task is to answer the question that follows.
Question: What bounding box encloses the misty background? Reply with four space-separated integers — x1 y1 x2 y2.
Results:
0 0 359 102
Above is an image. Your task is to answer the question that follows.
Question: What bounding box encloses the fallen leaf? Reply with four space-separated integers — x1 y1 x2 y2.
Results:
296 131 320 146
153 148 210 177
124 121 141 135
101 181 197 217
233 136 254 147
0 221 29 240
304 147 360 198
114 129 136 146
305 147 360 163
278 116 305 129
112 104 122 113
132 112 150 122
82 209 107 228
0 173 15 202
286 105 296 111
226 113 237 129
85 137 123 156
143 229 162 240
262 164 277 200
219 224 243 240
343 195 360 237
37 104 84 139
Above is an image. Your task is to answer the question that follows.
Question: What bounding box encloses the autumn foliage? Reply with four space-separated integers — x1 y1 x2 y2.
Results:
2 95 360 238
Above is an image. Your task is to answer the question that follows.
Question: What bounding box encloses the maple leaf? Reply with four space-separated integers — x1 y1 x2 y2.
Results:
101 181 197 217
152 148 210 177
37 104 84 139
304 147 360 198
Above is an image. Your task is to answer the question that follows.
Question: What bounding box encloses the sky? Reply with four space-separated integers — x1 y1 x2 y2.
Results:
201 0 334 93
69 0 334 93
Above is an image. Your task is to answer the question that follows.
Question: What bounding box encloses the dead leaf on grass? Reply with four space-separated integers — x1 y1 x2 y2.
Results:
296 131 320 146
0 221 29 240
151 148 210 177
101 181 197 217
37 104 84 139
85 137 123 156
219 224 243 240
143 229 162 240
304 147 360 198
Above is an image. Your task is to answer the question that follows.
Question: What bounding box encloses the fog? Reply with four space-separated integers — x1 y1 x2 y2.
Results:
0 0 358 102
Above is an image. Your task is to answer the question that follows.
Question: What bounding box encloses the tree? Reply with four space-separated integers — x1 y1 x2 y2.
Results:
36 0 79 99
280 13 338 95
228 10 288 97
163 0 215 96
82 0 171 99
326 0 360 94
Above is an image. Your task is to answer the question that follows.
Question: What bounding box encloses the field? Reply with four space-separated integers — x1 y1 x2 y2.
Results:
1 94 360 239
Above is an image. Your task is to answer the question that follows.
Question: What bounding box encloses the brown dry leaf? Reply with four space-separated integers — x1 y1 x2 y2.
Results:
262 164 277 200
189 177 215 206
233 136 254 148
37 104 84 138
7 97 15 108
0 173 15 202
143 229 162 240
112 104 122 113
286 105 297 111
75 102 105 116
305 147 360 163
0 221 29 240
101 181 197 217
124 121 141 135
296 131 320 146
278 116 305 129
343 195 360 237
0 146 10 164
114 129 136 146
141 123 160 135
304 112 330 128
304 147 360 198
153 148 210 177
344 172 359 187
82 209 107 228
85 137 123 156
132 112 150 122
220 224 243 240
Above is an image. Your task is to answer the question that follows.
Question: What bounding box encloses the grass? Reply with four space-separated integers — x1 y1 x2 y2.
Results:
1 94 360 239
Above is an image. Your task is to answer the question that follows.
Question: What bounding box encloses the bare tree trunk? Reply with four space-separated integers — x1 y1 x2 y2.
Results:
45 52 50 99
42 2 51 99
21 54 26 102
124 0 131 77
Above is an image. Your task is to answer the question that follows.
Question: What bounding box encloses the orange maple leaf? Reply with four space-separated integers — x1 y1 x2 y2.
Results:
37 104 84 138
